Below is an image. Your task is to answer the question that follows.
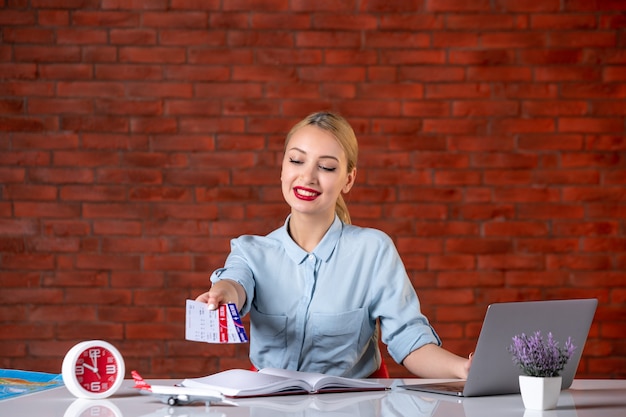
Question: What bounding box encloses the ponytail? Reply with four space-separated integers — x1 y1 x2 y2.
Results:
336 195 351 225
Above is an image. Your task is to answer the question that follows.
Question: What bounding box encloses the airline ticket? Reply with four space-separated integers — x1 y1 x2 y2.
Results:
185 299 249 344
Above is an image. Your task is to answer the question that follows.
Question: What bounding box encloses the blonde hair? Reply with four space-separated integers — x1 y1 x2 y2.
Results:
285 111 358 224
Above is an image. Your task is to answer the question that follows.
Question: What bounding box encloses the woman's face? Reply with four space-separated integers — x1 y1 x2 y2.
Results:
281 125 356 219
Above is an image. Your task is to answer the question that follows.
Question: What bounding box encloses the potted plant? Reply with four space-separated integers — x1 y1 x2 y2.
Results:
508 331 576 410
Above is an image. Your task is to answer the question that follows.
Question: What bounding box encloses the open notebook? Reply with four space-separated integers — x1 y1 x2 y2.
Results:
181 368 388 398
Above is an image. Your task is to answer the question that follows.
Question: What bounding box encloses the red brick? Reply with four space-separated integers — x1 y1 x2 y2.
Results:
438 271 505 288
477 254 544 270
70 10 138 26
531 14 597 29
563 83 626 99
0 324 54 340
95 64 163 80
587 136 626 150
0 116 59 132
559 117 624 133
493 118 555 134
482 170 531 185
518 238 581 253
518 203 585 219
428 255 475 271
126 323 182 340
550 253 614 271
169 0 221 11
583 237 626 252
475 153 539 169
451 203 514 220
426 0 490 12
399 187 463 203
571 272 626 288
594 101 626 115
426 83 491 99
434 170 481 185
83 47 119 62
446 14 517 30
448 136 515 152
297 30 362 48
0 99 24 114
505 271 569 288
56 28 107 44
188 48 253 65
109 28 157 45
550 32 617 48
446 238 512 254
482 32 547 48
57 322 124 340
518 49 583 64
401 103 449 120
496 0 560 12
535 169 600 185
563 186 626 202
504 83 559 99
380 14 443 30
30 306 97 322
381 49 447 65
453 100 519 116
365 32 430 48
0 335 27 354
484 221 549 236
250 12 312 30
14 45 81 62
143 255 192 271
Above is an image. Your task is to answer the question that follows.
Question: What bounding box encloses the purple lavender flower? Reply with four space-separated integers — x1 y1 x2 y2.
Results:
508 331 576 377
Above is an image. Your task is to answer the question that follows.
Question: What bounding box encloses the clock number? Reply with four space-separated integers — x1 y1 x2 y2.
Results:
75 364 85 375
90 381 101 392
88 406 104 416
105 364 117 375
89 348 101 359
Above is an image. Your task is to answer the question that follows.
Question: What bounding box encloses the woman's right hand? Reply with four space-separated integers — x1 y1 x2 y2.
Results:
195 280 245 311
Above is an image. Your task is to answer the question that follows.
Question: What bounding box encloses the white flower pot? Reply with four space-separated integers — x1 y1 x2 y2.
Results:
519 375 562 410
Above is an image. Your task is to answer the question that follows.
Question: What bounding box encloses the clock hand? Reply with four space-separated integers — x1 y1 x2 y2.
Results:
83 363 99 373
83 359 102 379
91 355 99 371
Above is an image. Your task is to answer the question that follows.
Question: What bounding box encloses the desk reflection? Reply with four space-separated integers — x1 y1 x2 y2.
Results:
132 390 439 417
64 399 124 417
70 387 580 417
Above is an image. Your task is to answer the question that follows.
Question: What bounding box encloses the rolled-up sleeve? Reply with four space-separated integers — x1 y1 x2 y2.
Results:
367 231 441 364
210 237 257 316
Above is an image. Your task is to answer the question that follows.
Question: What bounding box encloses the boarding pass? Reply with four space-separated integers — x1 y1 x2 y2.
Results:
185 299 249 344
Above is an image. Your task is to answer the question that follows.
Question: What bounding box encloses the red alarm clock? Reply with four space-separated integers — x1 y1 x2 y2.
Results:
62 340 125 399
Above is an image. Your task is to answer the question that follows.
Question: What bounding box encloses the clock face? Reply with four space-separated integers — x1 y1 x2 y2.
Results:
62 340 125 399
74 345 120 393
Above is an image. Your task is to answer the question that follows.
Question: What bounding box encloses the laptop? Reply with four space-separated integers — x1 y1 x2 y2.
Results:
399 298 597 397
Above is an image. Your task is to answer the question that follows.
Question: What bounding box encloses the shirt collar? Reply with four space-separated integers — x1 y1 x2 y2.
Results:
279 214 343 264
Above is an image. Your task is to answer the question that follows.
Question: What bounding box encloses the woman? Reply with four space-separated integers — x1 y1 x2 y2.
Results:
196 111 471 379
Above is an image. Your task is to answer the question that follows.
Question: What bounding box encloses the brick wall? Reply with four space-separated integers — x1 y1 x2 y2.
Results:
1 1 625 379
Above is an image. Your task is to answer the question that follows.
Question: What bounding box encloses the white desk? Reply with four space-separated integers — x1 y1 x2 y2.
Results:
3 379 626 417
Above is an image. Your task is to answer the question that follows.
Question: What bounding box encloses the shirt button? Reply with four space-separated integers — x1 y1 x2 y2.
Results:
308 254 315 261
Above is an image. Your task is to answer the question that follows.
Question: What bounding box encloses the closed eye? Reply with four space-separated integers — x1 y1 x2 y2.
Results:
289 158 303 165
319 165 336 172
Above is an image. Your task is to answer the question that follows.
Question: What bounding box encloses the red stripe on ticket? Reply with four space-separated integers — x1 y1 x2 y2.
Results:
218 304 228 343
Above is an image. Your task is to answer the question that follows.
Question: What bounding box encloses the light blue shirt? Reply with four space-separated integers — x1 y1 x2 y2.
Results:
210 215 441 378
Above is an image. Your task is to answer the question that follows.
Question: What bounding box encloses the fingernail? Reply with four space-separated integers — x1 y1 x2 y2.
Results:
208 303 216 310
